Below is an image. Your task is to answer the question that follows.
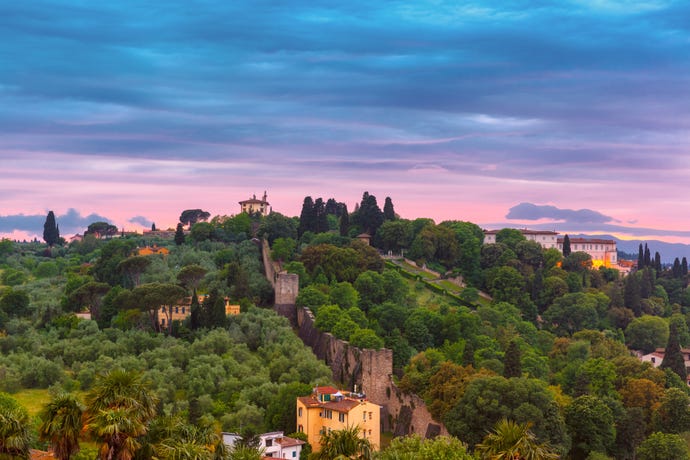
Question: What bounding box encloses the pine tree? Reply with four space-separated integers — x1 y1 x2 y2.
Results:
174 223 185 246
43 211 60 246
661 323 687 383
562 234 571 257
503 340 522 378
383 197 396 221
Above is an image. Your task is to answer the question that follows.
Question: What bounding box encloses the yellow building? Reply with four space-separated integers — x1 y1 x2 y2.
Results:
159 295 240 327
137 245 170 256
239 191 270 216
296 386 381 452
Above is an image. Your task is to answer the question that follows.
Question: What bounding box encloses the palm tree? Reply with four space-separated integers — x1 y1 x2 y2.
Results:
317 425 372 460
149 415 228 460
38 393 84 460
83 369 158 460
475 418 559 460
0 392 31 459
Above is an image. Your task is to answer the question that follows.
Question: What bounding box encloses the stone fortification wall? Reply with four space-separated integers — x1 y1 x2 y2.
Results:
295 306 447 437
262 240 446 438
261 239 277 288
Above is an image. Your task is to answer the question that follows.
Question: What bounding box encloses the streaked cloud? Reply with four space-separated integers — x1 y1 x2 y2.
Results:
0 209 112 236
1 1 690 241
506 203 616 224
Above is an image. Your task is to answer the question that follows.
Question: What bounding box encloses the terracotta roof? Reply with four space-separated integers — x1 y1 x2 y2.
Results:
276 436 306 448
484 229 558 236
297 396 361 412
314 385 339 395
239 198 268 204
557 237 615 244
30 450 54 460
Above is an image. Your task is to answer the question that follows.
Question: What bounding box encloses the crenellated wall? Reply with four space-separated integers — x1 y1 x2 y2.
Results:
294 305 447 437
262 239 446 438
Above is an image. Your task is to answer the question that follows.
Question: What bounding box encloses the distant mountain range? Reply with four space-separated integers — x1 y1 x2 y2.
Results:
569 234 690 264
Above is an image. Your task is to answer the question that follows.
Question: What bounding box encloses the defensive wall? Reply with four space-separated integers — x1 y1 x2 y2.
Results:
262 239 446 438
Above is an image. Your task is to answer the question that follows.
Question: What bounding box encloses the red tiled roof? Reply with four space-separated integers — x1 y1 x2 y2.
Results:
314 386 339 395
297 396 361 412
484 229 558 236
276 436 306 447
557 237 615 244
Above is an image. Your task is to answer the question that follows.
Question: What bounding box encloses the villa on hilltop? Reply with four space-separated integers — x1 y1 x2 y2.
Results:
484 229 621 270
239 191 270 216
484 229 559 249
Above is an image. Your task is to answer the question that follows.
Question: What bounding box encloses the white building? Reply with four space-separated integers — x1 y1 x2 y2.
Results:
639 348 690 385
557 237 617 268
483 229 559 249
259 432 305 459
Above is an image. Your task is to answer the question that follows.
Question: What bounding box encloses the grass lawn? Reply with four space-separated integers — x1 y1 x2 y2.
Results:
12 388 53 417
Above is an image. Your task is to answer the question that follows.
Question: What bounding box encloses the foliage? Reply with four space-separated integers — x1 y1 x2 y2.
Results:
315 425 372 460
377 435 473 460
636 432 689 460
0 391 30 459
475 418 559 460
39 393 84 460
43 211 61 247
444 376 567 451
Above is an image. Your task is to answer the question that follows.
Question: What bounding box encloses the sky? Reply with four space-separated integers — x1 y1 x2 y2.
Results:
2 0 690 243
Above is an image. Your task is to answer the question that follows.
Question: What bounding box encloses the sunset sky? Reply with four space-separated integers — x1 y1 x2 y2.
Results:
2 1 690 242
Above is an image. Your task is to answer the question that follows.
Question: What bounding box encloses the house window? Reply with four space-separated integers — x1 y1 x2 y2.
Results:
298 425 303 432
161 306 166 313
651 357 656 364
339 413 345 422
292 452 296 458
175 307 179 313
363 412 366 421
298 408 302 417
161 319 166 326
182 307 185 314
368 412 372 420
266 440 273 447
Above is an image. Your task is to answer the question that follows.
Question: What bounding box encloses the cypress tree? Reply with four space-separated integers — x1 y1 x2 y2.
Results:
339 204 350 237
43 211 60 246
462 340 475 367
190 289 201 330
624 273 642 316
314 198 328 234
151 223 156 231
673 258 682 278
655 252 662 273
638 243 644 269
683 257 688 276
503 340 522 378
383 197 396 221
661 323 687 383
562 234 571 257
174 223 185 246
644 243 651 268
298 196 316 237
